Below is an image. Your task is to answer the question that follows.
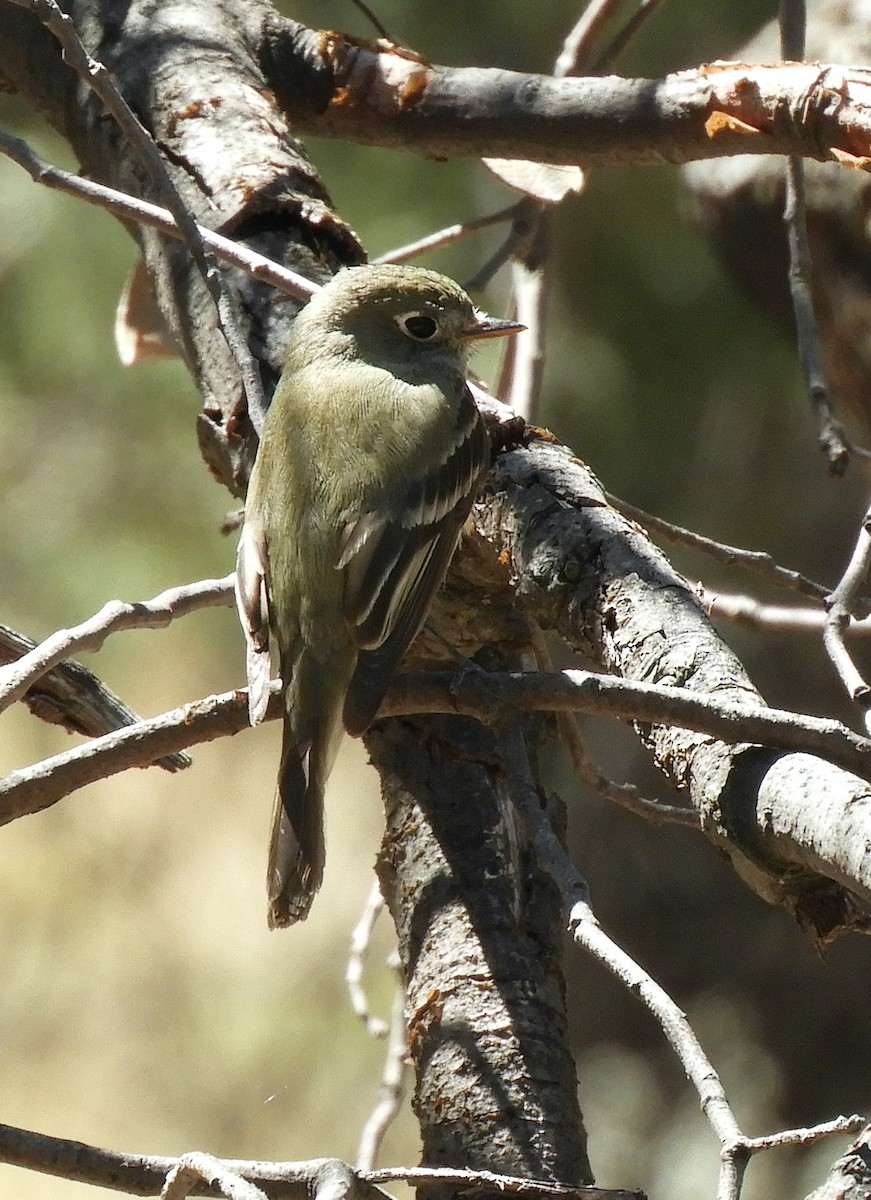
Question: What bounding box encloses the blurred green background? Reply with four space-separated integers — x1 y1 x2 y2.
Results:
1 3 870 1199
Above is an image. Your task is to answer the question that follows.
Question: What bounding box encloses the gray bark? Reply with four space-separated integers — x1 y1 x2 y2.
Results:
0 0 590 1188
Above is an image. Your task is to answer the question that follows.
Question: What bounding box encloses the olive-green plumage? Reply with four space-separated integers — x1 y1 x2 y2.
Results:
235 264 521 928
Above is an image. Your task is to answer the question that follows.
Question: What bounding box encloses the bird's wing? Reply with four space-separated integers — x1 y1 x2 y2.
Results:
340 382 489 736
235 515 273 726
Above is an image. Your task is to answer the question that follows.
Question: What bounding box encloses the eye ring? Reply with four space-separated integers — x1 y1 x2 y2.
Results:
397 312 439 341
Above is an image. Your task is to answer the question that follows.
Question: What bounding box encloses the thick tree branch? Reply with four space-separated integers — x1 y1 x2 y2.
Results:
475 423 871 941
266 28 871 171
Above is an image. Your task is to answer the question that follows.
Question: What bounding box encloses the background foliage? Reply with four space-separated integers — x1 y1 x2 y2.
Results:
1 3 869 1198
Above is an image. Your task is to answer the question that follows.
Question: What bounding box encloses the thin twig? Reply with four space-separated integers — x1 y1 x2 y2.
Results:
0 1120 400 1200
356 981 408 1171
606 491 832 603
347 883 390 1037
498 256 549 419
700 588 871 635
824 503 871 734
779 0 806 60
591 0 667 73
347 0 394 42
373 204 522 265
0 622 190 771
524 618 696 827
784 153 848 472
744 1113 865 1152
497 726 747 1200
0 575 235 717
6 0 268 432
462 203 539 292
778 0 847 471
553 0 626 77
364 1166 637 1199
0 131 318 302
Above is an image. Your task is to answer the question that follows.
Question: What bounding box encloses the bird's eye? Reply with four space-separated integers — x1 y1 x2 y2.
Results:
399 313 439 341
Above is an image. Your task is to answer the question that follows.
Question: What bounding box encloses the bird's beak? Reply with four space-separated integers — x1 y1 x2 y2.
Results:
463 313 526 341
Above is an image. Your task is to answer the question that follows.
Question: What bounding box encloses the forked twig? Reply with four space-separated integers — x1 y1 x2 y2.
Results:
824 503 871 734
498 724 746 1200
0 576 235 717
524 617 696 827
356 981 408 1171
162 1152 268 1200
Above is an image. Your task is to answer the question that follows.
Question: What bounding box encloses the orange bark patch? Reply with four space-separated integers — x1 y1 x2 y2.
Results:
705 110 762 138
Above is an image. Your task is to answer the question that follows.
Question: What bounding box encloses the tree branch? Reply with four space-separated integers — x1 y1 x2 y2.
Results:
267 29 871 171
5 668 871 921
476 422 871 940
0 1122 398 1200
0 622 190 771
0 575 235 716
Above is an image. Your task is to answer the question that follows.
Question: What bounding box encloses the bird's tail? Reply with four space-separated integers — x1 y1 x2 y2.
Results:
266 717 329 929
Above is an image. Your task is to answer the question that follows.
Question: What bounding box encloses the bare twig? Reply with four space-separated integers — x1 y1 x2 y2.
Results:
373 204 521 265
356 982 408 1171
701 588 871 635
0 1120 401 1200
6 0 268 432
805 1122 871 1199
524 618 696 827
461 203 541 292
364 1167 637 1199
498 726 747 1200
497 255 549 419
553 0 626 77
347 0 394 42
0 623 189 771
499 731 868 1199
779 0 846 470
0 131 318 303
0 1112 637 1200
744 1114 865 1153
824 504 871 734
779 0 807 60
6 668 871 828
347 883 390 1037
784 153 848 472
591 0 667 73
162 1153 268 1200
606 492 832 602
384 669 871 784
0 575 236 717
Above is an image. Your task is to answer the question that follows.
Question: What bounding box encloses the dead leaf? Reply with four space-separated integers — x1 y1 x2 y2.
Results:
114 259 180 365
482 158 584 203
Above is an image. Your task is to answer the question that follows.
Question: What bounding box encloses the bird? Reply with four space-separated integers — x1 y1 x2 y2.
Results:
235 263 523 928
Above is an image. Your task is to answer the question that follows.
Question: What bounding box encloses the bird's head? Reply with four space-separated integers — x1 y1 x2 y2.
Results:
287 264 523 370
